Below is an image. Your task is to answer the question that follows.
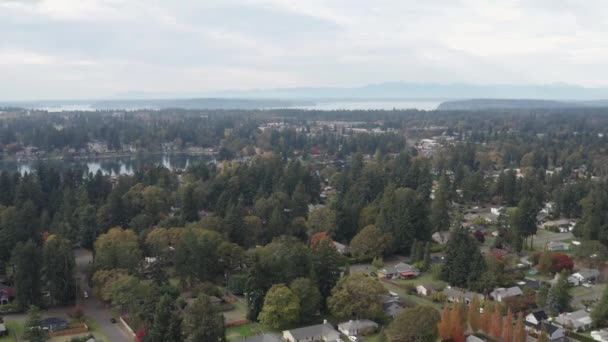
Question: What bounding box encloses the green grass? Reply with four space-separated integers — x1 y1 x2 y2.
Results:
379 278 442 310
0 320 24 342
364 333 385 342
226 323 265 340
392 272 447 289
83 316 111 342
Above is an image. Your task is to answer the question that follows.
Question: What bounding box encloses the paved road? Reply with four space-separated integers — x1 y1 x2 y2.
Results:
74 248 133 342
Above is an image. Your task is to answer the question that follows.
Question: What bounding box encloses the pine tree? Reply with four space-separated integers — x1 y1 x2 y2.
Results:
410 239 419 262
437 304 452 340
547 271 571 315
422 242 431 271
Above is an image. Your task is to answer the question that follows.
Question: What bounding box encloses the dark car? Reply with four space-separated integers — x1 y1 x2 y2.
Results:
110 318 117 324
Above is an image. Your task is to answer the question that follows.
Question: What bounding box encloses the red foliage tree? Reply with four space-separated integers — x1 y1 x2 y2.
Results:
551 253 574 273
310 231 332 247
450 307 465 342
513 313 527 342
135 327 146 342
502 308 513 342
480 303 492 333
437 304 452 340
491 304 502 339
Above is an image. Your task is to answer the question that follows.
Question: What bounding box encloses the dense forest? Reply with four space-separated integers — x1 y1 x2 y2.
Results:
2 107 608 341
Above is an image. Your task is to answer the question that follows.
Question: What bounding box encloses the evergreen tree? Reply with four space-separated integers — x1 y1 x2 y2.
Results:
441 227 486 288
182 295 225 342
547 271 571 315
146 294 182 342
10 240 42 309
181 185 199 223
430 174 451 232
43 236 76 305
23 305 47 342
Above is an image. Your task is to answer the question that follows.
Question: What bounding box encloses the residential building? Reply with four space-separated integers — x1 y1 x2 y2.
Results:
382 295 404 317
0 323 7 337
332 241 350 255
234 333 282 342
547 241 570 252
525 310 548 326
0 284 13 305
554 310 593 331
443 287 483 304
432 231 450 245
571 269 600 284
379 262 419 279
490 286 523 302
282 321 341 342
416 284 436 296
338 319 378 336
591 329 608 342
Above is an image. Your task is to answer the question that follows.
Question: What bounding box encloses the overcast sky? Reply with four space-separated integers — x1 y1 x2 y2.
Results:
1 0 608 100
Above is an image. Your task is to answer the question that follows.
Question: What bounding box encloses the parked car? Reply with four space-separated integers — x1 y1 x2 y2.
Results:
83 291 89 299
348 336 359 342
110 318 117 323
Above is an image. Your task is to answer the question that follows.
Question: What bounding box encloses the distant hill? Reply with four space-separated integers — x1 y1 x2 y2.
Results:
437 99 608 111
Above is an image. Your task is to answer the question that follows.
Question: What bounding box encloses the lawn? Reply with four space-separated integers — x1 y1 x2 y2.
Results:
379 278 442 310
393 272 447 289
226 323 265 340
364 332 385 342
223 297 249 324
0 321 24 342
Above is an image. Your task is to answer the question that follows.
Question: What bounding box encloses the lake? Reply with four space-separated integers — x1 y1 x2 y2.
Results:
1 154 210 175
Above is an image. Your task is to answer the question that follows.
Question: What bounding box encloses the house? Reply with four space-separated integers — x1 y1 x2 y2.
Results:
572 268 600 284
547 241 570 251
338 319 378 336
518 278 542 291
491 207 504 216
591 329 608 342
490 286 523 302
432 231 450 245
554 310 593 331
394 262 419 278
282 321 341 342
526 310 549 326
0 284 14 305
416 284 436 296
443 287 483 304
332 241 350 255
0 323 7 337
542 323 566 342
466 335 485 342
234 333 282 342
40 317 69 331
382 295 404 317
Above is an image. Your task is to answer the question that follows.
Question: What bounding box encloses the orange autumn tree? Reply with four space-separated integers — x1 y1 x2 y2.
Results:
450 307 465 342
513 313 527 342
468 297 481 332
480 302 492 333
437 304 452 340
490 304 502 339
502 308 513 342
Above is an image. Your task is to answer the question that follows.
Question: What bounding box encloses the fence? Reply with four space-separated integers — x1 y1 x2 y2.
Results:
48 323 89 337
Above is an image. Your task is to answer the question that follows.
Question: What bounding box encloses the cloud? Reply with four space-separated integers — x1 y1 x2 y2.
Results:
1 0 608 99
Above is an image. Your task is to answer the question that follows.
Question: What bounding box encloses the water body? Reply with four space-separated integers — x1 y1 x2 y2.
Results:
1 154 210 175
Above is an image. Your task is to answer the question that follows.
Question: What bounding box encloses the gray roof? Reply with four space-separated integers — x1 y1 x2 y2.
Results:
338 319 378 332
285 323 339 340
235 333 282 342
576 268 600 279
491 286 523 299
443 287 483 301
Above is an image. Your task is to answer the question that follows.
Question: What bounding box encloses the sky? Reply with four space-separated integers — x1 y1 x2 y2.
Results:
1 0 608 100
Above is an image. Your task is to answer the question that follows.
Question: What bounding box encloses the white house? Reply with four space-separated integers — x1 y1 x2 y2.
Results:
526 310 549 326
416 284 436 296
554 310 593 331
547 241 570 251
572 269 600 284
490 286 523 302
491 207 504 216
337 320 378 336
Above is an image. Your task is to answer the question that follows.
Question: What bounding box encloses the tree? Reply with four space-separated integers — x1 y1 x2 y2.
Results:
182 295 225 342
146 294 182 342
290 278 320 322
23 305 47 342
258 284 300 329
491 304 502 339
181 185 199 223
10 240 42 309
385 306 440 342
437 304 451 341
592 284 608 327
537 322 549 342
328 274 386 320
480 302 492 333
451 306 465 342
547 271 571 315
43 236 76 305
311 239 342 310
503 308 513 342
537 283 550 308
430 174 451 232
94 227 142 271
350 225 394 259
468 297 481 332
513 313 526 342
441 227 486 288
